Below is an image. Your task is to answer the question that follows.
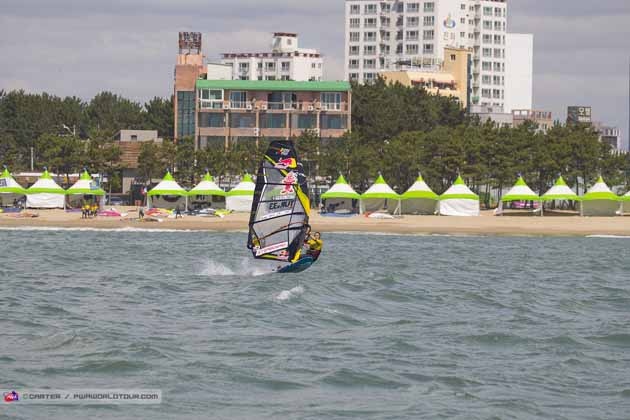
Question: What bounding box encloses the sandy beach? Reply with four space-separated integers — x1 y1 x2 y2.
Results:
1 207 630 236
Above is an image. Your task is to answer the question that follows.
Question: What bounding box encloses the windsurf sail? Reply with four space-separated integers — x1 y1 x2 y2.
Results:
247 140 310 264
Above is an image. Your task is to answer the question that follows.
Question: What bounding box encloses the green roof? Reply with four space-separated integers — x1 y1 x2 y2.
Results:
196 79 351 92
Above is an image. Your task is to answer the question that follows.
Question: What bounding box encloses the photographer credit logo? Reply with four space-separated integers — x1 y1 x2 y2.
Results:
3 391 19 403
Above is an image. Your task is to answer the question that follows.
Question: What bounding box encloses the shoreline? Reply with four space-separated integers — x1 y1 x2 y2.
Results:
2 208 630 237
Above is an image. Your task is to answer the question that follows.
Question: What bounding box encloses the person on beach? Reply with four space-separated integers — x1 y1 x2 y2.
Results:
175 205 182 219
304 232 323 261
139 207 144 220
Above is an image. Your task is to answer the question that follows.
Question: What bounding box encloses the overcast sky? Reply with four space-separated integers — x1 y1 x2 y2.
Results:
1 0 629 147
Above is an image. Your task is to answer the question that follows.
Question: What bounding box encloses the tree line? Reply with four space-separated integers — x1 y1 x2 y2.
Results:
1 79 628 204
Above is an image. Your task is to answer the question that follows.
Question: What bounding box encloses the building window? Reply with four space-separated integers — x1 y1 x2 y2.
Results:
238 62 249 72
483 34 492 44
422 44 433 54
460 32 465 38
130 135 138 141
423 16 434 26
407 3 420 13
423 2 435 13
483 7 493 16
423 29 434 40
381 3 391 12
350 4 360 14
364 72 376 82
349 45 360 56
364 31 377 42
198 113 225 128
349 32 360 42
265 62 275 71
483 20 492 30
461 3 466 10
349 59 359 69
406 30 419 41
450 54 456 61
321 92 342 110
229 91 247 109
363 59 376 69
229 113 256 128
364 17 377 27
482 61 491 71
349 72 359 81
260 113 287 129
199 89 224 109
295 114 317 129
481 88 491 98
407 16 419 27
281 62 290 72
281 75 290 80
482 75 491 84
406 44 419 54
364 45 376 55
349 18 360 28
176 91 195 138
495 7 503 17
266 75 276 80
320 114 347 130
364 3 377 14
482 48 492 57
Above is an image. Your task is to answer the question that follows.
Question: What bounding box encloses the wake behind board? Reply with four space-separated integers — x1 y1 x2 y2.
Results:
247 140 314 274
276 256 314 274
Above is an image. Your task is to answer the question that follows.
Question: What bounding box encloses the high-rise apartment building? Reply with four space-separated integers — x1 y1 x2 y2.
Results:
344 0 531 112
221 33 323 82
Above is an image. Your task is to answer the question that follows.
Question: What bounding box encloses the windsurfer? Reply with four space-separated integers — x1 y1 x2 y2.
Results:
304 232 323 261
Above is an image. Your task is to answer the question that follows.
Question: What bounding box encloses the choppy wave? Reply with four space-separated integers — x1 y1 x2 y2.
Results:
2 231 630 419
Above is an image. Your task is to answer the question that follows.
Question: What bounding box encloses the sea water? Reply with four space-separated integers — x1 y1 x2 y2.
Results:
1 229 630 419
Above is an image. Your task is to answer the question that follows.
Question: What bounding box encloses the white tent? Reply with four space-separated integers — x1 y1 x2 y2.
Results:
360 174 401 215
580 176 621 216
320 174 360 214
189 172 226 209
26 170 66 209
497 176 540 215
439 175 480 216
226 174 255 212
0 167 26 207
147 171 188 210
66 170 106 208
541 176 580 214
401 173 438 215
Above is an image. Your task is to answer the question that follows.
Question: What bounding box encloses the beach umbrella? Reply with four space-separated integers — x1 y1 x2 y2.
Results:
320 174 360 215
226 174 256 212
360 174 401 215
147 171 188 210
66 170 106 208
189 172 226 209
439 175 480 216
401 173 438 215
26 169 66 209
580 176 621 216
498 176 540 215
0 167 26 207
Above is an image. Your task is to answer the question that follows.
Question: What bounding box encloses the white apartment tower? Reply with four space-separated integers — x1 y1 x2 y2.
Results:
344 0 531 112
221 32 324 82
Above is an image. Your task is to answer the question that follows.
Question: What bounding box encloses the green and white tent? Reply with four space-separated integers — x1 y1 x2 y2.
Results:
622 190 630 214
439 175 480 216
226 174 256 212
320 174 360 214
541 176 580 202
189 172 226 209
66 170 106 208
147 171 188 210
360 174 401 215
0 167 26 207
401 173 438 215
26 170 66 209
497 176 540 215
580 176 621 216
